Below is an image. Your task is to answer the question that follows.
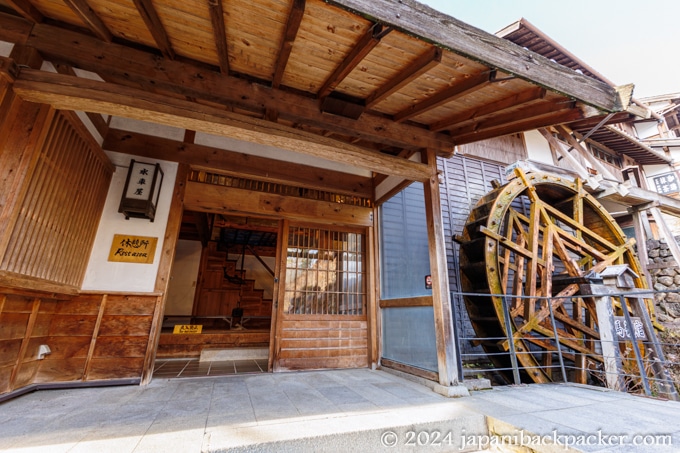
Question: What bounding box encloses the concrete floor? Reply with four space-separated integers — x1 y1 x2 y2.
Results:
0 369 679 452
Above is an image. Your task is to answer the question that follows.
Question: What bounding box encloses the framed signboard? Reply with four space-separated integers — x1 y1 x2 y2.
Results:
108 234 158 264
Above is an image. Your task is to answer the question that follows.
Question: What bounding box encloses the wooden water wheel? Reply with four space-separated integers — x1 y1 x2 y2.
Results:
458 168 648 385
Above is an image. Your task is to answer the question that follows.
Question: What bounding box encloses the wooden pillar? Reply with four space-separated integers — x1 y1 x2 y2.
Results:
580 284 625 391
140 163 189 384
422 149 463 391
629 207 654 290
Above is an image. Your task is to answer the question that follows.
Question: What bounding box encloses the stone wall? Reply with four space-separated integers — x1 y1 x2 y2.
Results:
647 238 680 323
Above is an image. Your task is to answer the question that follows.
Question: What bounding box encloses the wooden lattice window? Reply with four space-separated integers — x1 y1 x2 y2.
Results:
284 226 366 316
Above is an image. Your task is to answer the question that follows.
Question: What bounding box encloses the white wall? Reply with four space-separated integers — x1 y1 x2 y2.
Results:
81 151 178 292
524 130 554 165
634 120 660 140
0 41 13 57
644 164 673 179
164 240 202 315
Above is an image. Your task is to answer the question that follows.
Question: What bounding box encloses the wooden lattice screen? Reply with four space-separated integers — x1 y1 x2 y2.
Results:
284 226 366 316
0 111 113 288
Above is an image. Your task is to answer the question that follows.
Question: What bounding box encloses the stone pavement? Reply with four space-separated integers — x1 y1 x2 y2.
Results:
0 368 679 452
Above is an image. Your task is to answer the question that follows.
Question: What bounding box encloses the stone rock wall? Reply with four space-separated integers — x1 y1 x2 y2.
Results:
647 238 680 323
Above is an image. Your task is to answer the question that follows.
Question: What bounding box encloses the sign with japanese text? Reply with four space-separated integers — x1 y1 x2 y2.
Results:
614 316 647 340
173 325 203 334
652 172 680 195
108 234 158 264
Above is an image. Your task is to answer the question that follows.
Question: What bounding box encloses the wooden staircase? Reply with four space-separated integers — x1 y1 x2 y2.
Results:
194 242 273 319
157 242 272 358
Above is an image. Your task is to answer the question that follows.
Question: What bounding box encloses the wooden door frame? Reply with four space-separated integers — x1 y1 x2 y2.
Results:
272 221 371 372
271 219 289 372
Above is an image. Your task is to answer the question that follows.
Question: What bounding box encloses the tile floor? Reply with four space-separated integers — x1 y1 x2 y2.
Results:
153 358 268 378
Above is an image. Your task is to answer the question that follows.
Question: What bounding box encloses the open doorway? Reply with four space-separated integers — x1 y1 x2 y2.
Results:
154 212 278 378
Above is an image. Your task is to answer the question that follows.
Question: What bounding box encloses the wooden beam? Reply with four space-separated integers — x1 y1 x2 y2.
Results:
365 46 442 109
52 62 109 138
208 0 229 73
553 124 619 180
538 128 590 180
393 70 492 123
327 0 623 112
4 0 43 23
102 128 373 197
430 86 546 132
0 12 33 44
317 23 391 99
131 0 174 59
14 70 433 182
272 0 305 88
453 107 583 146
62 0 112 42
20 23 454 154
379 296 432 308
422 148 461 387
450 100 575 137
184 182 374 226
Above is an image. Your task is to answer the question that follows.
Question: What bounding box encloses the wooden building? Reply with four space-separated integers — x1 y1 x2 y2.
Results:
0 0 630 398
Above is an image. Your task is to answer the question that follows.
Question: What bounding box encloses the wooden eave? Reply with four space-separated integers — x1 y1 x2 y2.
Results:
497 18 606 83
573 124 672 165
0 0 626 186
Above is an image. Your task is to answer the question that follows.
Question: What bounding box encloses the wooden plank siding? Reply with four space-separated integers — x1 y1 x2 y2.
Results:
0 288 161 395
277 318 368 370
0 107 113 292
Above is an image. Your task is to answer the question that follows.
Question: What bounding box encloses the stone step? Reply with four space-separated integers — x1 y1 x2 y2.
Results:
199 347 269 362
205 403 488 452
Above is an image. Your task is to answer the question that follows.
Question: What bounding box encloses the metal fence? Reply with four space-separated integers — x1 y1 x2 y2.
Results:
453 289 680 401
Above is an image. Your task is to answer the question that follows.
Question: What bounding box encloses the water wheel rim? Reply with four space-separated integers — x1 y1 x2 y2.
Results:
460 170 647 384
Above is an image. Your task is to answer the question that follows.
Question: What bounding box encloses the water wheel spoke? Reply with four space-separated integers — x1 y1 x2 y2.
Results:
460 168 648 385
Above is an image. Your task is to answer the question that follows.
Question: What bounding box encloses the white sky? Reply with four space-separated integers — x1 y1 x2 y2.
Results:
420 0 679 98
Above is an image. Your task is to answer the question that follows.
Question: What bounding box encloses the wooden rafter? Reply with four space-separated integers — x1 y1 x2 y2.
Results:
4 0 43 23
131 0 174 59
393 70 493 123
450 100 575 137
13 69 433 182
364 46 442 109
19 23 454 153
429 86 546 132
552 124 619 180
62 0 112 42
272 0 305 88
208 0 229 74
328 0 623 112
103 128 373 197
453 104 582 145
317 23 392 99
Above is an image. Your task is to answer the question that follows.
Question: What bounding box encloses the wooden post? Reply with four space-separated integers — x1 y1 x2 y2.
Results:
141 163 188 385
581 284 624 391
629 207 654 290
422 149 466 395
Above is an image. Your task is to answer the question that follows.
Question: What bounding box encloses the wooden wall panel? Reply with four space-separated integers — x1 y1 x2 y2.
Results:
82 294 158 381
277 319 368 370
0 288 161 395
86 358 145 380
0 109 113 291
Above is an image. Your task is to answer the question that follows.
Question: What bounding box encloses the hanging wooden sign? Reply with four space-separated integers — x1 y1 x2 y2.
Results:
108 234 158 264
